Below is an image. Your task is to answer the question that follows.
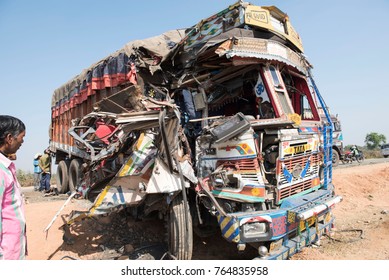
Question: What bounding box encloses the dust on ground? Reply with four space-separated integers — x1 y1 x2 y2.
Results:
23 162 389 260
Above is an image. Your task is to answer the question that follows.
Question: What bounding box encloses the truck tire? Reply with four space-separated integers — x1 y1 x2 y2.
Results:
69 159 83 193
56 160 70 194
168 194 193 260
332 148 340 167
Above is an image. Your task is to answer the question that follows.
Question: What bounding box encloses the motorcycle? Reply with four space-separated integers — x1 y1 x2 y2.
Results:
342 149 364 164
356 150 365 162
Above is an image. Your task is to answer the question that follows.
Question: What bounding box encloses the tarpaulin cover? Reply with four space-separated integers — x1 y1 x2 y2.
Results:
51 29 186 115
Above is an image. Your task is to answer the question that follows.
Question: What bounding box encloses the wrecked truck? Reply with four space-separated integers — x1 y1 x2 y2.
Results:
49 1 342 260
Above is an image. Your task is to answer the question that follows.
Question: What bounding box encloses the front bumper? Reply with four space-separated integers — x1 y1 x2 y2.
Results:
215 187 342 259
254 212 335 260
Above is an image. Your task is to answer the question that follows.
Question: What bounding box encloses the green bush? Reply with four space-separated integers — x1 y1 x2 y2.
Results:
16 170 34 187
363 149 382 159
16 170 56 187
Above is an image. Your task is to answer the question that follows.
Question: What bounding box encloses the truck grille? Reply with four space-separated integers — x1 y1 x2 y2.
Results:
276 152 321 203
277 180 314 201
215 158 262 186
218 158 260 171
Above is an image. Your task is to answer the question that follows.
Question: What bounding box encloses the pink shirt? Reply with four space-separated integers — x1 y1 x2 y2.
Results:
0 153 27 260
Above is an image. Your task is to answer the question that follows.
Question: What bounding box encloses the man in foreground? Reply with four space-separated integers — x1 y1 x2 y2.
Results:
0 115 27 260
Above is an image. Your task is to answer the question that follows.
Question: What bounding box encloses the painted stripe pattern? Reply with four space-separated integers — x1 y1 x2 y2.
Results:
216 214 240 242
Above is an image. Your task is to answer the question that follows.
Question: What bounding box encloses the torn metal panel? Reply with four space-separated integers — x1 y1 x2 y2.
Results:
179 160 198 184
121 132 156 171
67 95 180 163
89 179 147 211
68 132 158 222
67 159 190 224
67 182 147 224
146 158 187 194
64 103 193 222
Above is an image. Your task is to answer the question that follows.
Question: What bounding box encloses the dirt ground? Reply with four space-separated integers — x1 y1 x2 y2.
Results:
22 161 389 260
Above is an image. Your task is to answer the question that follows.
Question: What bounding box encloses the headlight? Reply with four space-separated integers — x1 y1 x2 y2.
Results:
242 222 268 238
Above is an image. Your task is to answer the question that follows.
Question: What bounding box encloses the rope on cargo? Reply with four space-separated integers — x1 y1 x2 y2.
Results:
324 229 364 243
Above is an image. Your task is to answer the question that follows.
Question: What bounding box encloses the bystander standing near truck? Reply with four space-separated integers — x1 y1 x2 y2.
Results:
33 153 42 191
38 148 51 193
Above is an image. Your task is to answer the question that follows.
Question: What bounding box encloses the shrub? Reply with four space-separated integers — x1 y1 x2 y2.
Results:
16 170 34 187
363 149 382 159
16 170 56 187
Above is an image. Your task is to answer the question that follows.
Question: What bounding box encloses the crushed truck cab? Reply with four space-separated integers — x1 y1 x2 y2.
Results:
48 1 341 260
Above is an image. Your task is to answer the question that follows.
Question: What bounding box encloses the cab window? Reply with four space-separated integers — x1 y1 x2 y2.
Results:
282 70 320 121
269 65 293 115
269 66 281 87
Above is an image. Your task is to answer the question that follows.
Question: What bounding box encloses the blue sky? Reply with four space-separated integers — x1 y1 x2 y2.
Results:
1 0 388 172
